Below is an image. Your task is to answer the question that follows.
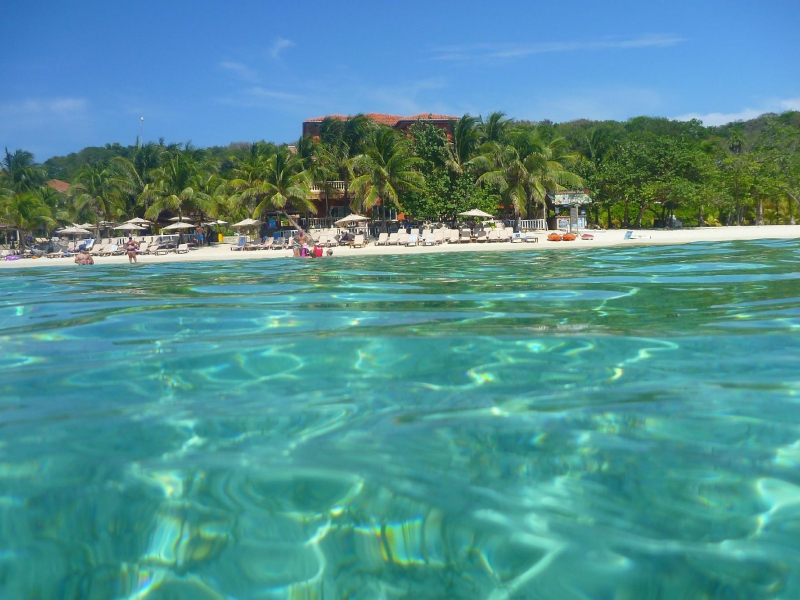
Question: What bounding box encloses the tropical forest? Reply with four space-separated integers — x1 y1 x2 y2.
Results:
2 110 800 249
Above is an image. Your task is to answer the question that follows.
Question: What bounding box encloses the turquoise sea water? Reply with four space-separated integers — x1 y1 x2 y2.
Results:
2 240 800 599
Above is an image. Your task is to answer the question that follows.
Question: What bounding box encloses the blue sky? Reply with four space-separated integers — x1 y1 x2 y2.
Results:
2 0 799 160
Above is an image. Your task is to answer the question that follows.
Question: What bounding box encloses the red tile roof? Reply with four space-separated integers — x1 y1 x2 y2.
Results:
305 113 459 127
46 179 70 192
401 113 460 121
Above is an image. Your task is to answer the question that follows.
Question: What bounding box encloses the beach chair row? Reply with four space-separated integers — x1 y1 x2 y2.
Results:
371 228 534 246
42 236 189 258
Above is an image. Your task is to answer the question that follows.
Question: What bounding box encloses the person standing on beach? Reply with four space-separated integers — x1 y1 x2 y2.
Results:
125 237 139 264
196 225 205 246
294 229 309 257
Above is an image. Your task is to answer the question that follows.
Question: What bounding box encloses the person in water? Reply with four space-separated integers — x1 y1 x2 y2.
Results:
125 237 140 264
75 249 94 265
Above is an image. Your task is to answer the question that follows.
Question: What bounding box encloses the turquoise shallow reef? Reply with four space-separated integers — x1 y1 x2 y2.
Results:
2 239 800 599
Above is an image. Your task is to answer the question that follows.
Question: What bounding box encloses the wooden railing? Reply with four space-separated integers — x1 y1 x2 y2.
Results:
310 181 347 192
506 219 547 231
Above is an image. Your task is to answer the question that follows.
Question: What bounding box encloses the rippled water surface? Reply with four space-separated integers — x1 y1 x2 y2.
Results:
3 240 800 599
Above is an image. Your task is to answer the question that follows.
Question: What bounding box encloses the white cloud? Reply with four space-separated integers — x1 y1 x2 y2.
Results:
674 97 800 126
780 97 800 111
220 61 259 82
269 37 294 60
432 34 684 62
1 97 88 117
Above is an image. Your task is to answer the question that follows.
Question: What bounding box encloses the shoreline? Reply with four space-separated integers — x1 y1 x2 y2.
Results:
2 225 799 270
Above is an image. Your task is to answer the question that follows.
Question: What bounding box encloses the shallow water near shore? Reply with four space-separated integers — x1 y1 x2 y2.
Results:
2 239 800 599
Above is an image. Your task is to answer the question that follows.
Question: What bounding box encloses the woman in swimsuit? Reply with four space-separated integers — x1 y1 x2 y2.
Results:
125 237 139 264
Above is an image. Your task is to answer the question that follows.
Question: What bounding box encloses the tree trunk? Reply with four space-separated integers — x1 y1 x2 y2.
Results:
697 205 705 227
633 203 650 228
755 197 764 226
606 205 612 229
280 210 316 244
623 200 630 227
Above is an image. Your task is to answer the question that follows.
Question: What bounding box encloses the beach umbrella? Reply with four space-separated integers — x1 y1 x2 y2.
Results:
125 217 151 225
114 223 146 231
162 221 195 230
458 209 495 219
58 226 92 235
232 218 261 227
75 222 95 229
167 216 193 222
335 214 370 225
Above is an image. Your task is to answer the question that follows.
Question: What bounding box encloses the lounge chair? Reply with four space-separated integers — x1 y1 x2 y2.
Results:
433 230 446 245
459 229 472 243
375 232 389 246
155 245 175 255
230 237 247 251
406 233 419 246
523 233 538 243
386 232 399 246
422 233 437 246
486 230 500 242
259 238 274 250
351 234 366 248
397 232 409 246
90 244 106 256
136 241 151 255
176 243 189 253
475 231 488 243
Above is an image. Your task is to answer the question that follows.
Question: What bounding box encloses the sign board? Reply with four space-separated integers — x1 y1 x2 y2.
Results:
556 216 587 230
552 191 592 206
569 206 580 233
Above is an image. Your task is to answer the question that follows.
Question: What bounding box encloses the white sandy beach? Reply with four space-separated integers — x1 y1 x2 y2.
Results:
2 225 799 270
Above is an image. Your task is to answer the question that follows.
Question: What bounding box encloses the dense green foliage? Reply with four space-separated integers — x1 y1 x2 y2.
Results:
3 110 800 247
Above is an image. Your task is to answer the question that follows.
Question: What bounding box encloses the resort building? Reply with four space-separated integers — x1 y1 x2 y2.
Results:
302 112 460 139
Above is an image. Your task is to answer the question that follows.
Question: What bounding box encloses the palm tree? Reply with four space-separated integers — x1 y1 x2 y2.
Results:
445 114 482 174
1 149 52 248
318 115 373 209
230 148 315 231
350 128 424 230
109 142 165 218
141 150 214 223
0 192 55 251
474 128 582 230
2 148 45 193
306 141 344 225
480 112 511 145
67 164 124 235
